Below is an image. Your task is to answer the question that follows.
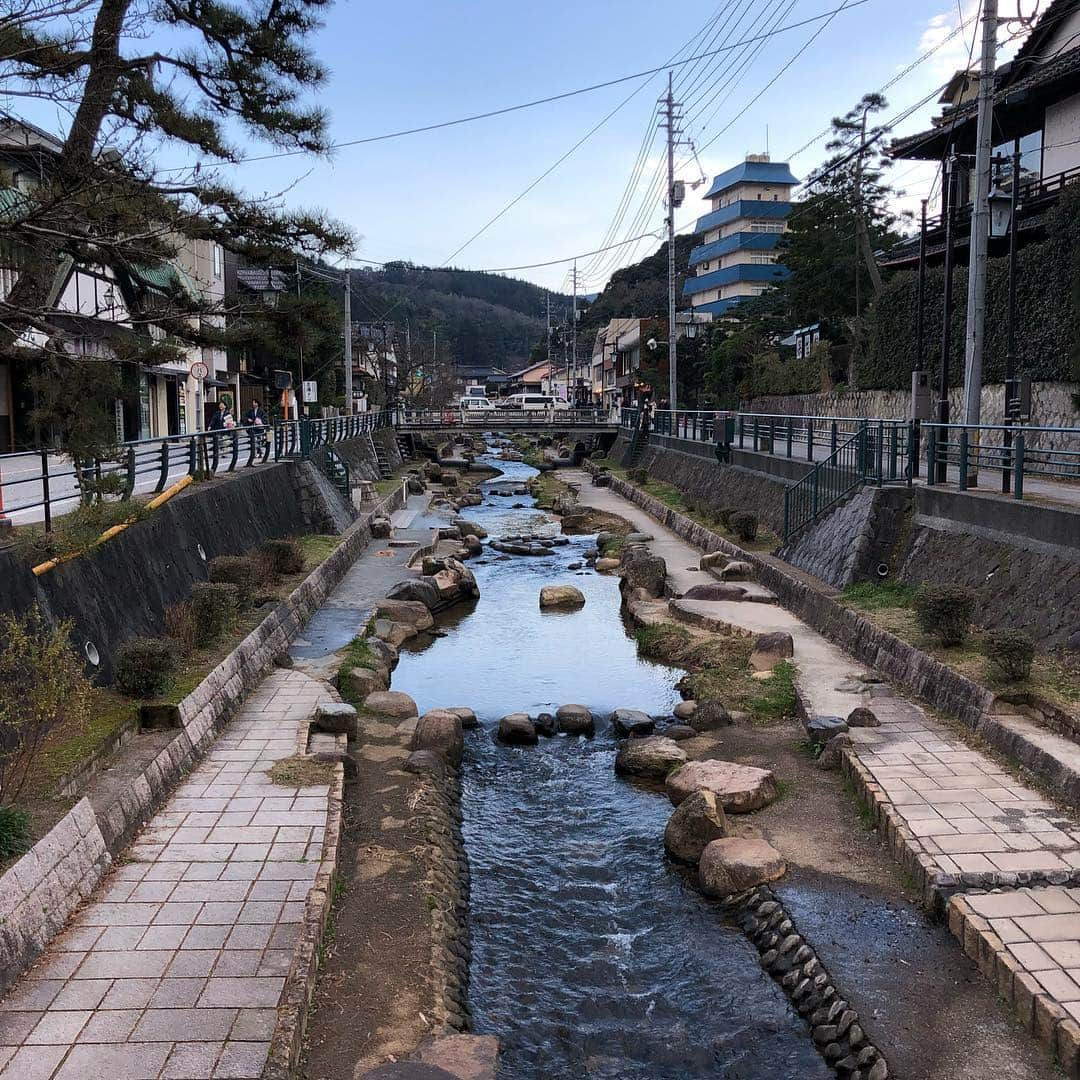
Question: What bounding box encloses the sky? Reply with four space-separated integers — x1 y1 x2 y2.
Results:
14 0 1027 292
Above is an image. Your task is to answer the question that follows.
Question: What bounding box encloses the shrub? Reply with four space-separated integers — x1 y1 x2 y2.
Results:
190 583 240 647
0 806 32 860
113 638 178 698
0 609 92 806
208 555 259 607
718 506 739 529
730 510 759 542
628 467 648 484
982 629 1035 682
164 602 198 655
259 538 306 576
914 583 977 646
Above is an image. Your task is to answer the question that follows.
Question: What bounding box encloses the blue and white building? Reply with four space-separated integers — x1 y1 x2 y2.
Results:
683 154 798 318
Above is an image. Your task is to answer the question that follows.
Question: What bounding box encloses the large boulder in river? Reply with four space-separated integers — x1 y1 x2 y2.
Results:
614 736 687 780
497 713 537 745
342 665 387 700
363 690 418 719
610 708 654 738
446 707 479 730
367 638 399 671
387 577 443 611
375 599 435 631
373 618 417 648
698 838 786 897
619 547 667 598
412 710 464 766
539 585 585 610
750 631 794 671
664 790 727 863
556 704 595 736
666 760 779 813
595 557 621 573
452 517 488 539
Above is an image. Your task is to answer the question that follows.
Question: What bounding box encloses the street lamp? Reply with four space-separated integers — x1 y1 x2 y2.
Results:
987 184 1012 238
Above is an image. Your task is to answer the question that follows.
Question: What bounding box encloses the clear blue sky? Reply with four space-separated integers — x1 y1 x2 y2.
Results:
22 0 1000 291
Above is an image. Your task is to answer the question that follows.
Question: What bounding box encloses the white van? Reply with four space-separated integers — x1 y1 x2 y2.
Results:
460 396 495 418
500 393 570 412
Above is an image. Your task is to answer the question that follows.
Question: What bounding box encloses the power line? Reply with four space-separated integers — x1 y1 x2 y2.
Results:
154 0 871 176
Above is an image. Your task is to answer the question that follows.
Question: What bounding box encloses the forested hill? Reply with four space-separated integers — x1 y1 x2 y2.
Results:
578 233 698 334
349 262 568 371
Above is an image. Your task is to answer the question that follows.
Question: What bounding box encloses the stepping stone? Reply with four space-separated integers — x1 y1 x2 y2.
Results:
699 837 786 897
614 736 687 780
665 789 728 864
666 760 779 813
610 708 654 738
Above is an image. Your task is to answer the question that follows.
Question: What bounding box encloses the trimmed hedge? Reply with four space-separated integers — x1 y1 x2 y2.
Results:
914 583 977 646
191 582 239 647
982 628 1035 682
114 637 178 698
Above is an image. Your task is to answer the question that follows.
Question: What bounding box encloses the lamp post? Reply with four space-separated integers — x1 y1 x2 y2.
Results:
989 139 1022 491
936 154 958 483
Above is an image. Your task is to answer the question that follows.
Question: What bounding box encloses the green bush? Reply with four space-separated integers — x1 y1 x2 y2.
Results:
259 538 306 577
0 609 92 806
718 506 739 529
914 583 977 646
730 510 759 542
627 467 648 485
113 638 178 698
982 629 1035 682
190 583 239 647
208 555 259 607
0 806 32 860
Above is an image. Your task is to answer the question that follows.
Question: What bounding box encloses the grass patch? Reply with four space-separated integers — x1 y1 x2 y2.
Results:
635 623 692 659
295 533 344 568
745 661 798 724
528 470 571 509
839 580 917 611
11 498 153 565
838 587 1080 717
336 635 378 707
0 807 33 861
269 756 336 788
843 776 878 831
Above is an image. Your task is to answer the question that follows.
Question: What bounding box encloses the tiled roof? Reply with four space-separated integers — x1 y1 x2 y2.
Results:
702 161 799 198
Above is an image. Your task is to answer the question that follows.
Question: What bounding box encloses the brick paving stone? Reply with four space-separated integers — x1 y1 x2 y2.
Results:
0 668 334 1078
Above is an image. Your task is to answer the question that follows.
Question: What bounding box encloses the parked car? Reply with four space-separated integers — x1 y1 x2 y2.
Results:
500 394 571 412
460 396 496 418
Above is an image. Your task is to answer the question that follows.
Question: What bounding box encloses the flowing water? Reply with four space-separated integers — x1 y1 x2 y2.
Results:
392 454 827 1080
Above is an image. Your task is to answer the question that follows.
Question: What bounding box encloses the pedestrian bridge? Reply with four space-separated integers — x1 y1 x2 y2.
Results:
396 407 621 435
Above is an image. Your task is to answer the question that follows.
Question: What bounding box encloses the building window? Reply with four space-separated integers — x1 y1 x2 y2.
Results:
750 221 784 233
750 254 776 264
213 244 222 279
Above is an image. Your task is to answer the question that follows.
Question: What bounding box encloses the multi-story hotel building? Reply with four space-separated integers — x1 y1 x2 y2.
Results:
683 154 797 318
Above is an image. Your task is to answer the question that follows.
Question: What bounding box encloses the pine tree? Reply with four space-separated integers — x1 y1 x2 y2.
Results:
0 0 351 458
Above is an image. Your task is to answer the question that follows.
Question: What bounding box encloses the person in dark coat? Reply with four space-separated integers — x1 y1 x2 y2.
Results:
243 400 268 427
207 402 226 431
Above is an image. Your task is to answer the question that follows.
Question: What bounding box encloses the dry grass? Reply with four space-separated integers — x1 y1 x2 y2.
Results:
270 755 336 788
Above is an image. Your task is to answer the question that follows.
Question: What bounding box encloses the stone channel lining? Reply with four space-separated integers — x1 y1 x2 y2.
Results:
0 487 404 1002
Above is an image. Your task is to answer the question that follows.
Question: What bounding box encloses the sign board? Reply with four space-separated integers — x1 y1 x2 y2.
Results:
301 380 318 403
190 361 209 380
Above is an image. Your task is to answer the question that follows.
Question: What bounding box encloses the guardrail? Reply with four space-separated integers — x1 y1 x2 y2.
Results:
619 406 1080 505
0 411 392 530
400 407 615 428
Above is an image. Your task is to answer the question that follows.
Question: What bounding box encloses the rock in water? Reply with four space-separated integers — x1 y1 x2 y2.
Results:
539 585 585 609
362 690 418 719
672 700 697 720
698 838 786 897
664 790 727 863
614 736 688 780
555 704 595 736
534 712 556 737
412 710 464 766
374 599 435 632
665 760 779 812
619 548 667 598
595 558 621 572
497 713 538 745
610 708 655 738
446 706 479 729
750 631 795 671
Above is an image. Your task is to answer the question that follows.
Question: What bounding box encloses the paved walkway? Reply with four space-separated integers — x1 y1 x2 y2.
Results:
0 672 332 1079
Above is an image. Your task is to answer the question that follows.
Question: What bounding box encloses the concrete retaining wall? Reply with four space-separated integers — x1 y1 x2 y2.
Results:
0 486 404 997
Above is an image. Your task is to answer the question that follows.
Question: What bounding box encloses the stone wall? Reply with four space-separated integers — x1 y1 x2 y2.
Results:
0 486 405 997
0 430 394 682
615 433 791 533
746 380 1080 458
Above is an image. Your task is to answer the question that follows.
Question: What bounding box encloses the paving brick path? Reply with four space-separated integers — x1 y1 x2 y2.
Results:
0 669 332 1080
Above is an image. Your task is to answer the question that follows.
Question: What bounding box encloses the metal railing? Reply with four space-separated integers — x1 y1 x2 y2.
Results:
0 410 392 529
399 406 615 428
924 421 1080 498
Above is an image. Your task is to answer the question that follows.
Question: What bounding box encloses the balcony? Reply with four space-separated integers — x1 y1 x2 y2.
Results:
683 263 789 297
693 199 791 234
688 232 782 268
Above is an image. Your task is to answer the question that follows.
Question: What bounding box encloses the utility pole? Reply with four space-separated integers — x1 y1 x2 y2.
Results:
937 155 958 482
571 259 578 407
294 258 304 416
405 320 413 402
342 272 353 415
662 71 678 412
961 0 1000 484
545 295 553 395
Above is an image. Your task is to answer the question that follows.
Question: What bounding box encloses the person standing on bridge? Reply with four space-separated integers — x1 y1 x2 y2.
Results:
243 399 268 428
208 401 227 431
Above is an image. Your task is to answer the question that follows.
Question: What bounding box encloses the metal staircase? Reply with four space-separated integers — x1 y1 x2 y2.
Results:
324 447 351 501
362 432 392 479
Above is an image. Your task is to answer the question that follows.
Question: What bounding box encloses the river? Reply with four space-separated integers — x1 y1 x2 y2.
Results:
392 453 828 1080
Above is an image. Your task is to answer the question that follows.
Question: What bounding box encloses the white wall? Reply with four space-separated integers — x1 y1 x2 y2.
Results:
1043 91 1080 176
